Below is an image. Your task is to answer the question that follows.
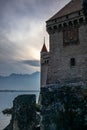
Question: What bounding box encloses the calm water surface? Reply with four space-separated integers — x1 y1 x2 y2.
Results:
0 91 39 130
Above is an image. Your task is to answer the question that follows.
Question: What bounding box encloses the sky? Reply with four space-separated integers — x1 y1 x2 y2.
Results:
0 0 70 76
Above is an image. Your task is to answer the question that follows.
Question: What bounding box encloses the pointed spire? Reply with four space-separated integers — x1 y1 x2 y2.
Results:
41 37 48 53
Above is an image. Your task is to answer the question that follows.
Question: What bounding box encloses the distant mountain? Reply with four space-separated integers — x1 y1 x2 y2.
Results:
0 72 40 91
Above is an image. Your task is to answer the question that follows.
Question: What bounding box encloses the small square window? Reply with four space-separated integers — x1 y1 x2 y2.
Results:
70 58 76 66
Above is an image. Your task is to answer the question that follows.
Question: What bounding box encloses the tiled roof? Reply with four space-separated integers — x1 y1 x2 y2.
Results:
48 0 83 21
41 44 48 53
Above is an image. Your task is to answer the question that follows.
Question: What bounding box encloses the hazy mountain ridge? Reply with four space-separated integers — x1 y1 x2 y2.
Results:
0 72 40 91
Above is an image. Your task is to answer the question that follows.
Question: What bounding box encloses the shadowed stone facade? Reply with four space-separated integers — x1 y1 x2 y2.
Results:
41 0 87 86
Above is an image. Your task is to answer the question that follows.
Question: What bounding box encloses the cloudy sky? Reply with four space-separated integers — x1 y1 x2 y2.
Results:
0 0 70 76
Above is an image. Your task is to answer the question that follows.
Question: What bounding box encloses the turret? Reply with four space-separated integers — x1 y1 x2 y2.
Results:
40 40 49 87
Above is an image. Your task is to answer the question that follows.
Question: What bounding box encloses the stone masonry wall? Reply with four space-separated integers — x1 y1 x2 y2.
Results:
47 23 87 84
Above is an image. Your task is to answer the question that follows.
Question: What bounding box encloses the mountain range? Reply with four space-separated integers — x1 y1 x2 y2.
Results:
0 72 40 91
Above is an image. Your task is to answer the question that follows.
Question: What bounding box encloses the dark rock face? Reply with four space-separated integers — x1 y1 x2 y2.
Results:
3 95 36 130
13 95 36 130
41 85 87 130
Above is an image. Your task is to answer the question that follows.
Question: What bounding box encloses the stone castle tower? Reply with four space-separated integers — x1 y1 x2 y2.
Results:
41 0 87 87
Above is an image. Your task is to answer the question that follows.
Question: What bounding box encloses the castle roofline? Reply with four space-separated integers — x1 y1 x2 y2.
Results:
47 0 83 22
41 43 48 53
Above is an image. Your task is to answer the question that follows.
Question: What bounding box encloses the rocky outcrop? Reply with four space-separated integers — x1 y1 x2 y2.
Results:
3 84 87 130
41 84 87 130
3 95 36 130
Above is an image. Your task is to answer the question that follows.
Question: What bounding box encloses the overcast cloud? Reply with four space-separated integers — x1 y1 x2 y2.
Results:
0 0 70 76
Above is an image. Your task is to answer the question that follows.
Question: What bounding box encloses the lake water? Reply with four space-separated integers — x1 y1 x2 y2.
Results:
0 91 40 130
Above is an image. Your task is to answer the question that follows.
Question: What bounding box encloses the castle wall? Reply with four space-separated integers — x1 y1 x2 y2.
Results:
47 23 87 84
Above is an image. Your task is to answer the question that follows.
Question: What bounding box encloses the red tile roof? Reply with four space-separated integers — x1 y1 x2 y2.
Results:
41 44 48 53
48 0 83 21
